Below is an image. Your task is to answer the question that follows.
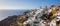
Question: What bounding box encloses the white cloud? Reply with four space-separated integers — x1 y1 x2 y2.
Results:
0 0 37 10
0 5 26 10
0 4 34 10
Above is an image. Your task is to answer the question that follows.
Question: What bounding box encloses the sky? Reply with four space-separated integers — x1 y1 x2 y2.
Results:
0 0 60 21
0 0 60 10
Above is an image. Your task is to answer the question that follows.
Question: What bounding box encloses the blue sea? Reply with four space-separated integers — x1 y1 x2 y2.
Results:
0 10 27 21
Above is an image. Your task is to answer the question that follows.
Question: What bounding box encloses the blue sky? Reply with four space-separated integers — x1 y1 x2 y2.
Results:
0 0 60 10
0 0 60 21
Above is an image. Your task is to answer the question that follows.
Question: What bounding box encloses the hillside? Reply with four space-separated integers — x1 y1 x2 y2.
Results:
0 5 60 26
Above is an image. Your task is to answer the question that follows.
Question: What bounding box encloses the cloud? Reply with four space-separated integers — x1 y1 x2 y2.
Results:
0 5 34 10
0 0 39 10
0 5 25 10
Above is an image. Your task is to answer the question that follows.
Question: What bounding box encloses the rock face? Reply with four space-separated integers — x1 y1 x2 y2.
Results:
0 15 18 26
0 15 28 26
0 5 60 26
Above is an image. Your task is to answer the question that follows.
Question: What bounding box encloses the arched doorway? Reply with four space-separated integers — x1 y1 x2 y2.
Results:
56 20 60 26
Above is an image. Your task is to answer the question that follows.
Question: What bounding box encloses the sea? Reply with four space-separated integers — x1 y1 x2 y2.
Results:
0 10 28 21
